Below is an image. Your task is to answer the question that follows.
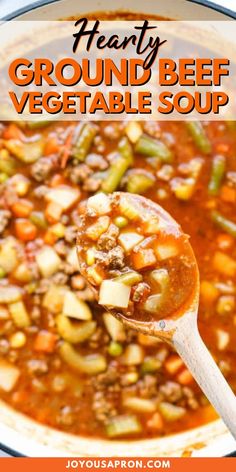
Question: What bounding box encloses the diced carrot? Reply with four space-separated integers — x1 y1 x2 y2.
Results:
11 200 33 218
177 368 194 385
50 174 65 188
15 219 37 242
44 137 60 156
216 233 234 250
164 354 184 375
11 390 29 404
45 201 62 223
212 251 236 277
3 124 24 141
147 412 164 431
132 249 156 270
200 280 219 304
44 230 57 245
34 330 57 353
220 185 236 203
142 218 160 235
215 143 229 154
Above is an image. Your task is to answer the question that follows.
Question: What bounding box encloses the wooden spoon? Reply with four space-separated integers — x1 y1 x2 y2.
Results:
77 192 236 439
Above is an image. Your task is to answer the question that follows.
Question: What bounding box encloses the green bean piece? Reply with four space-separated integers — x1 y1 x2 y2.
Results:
141 358 161 374
59 342 107 375
126 172 155 194
106 415 142 438
113 271 142 286
30 212 47 229
135 134 173 163
208 155 225 196
186 122 212 154
211 211 236 238
118 136 134 165
101 156 130 193
27 121 51 130
56 315 96 344
0 267 6 279
72 124 97 161
108 341 123 357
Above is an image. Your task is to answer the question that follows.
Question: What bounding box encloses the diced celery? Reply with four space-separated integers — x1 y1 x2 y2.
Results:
63 291 92 320
30 212 47 229
155 242 179 260
99 280 131 308
159 402 186 421
113 271 142 286
106 415 142 437
125 122 142 143
59 342 107 375
4 139 44 163
86 216 110 241
0 286 22 304
56 315 96 343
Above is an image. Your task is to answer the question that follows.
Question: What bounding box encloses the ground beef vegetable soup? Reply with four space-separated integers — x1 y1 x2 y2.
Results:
77 192 198 324
0 11 236 440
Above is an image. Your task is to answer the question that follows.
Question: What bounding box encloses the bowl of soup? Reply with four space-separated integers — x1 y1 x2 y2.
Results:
0 0 236 458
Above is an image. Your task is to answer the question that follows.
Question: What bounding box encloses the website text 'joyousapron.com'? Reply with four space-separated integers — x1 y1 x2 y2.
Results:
65 460 171 470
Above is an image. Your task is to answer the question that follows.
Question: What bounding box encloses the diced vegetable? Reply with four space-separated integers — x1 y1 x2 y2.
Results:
10 331 26 349
46 185 80 210
59 342 107 375
132 248 156 270
108 341 123 357
87 267 103 285
135 134 173 163
0 286 22 304
87 193 111 215
72 123 97 161
216 295 235 315
11 200 33 218
36 246 61 278
13 263 32 283
211 211 236 238
141 357 161 374
125 122 142 143
103 312 126 341
142 218 160 235
118 232 144 252
147 412 164 431
118 137 134 165
122 344 144 365
208 155 225 196
66 246 80 271
177 369 194 386
34 330 57 353
101 156 131 194
200 280 219 304
164 354 184 375
45 201 63 223
216 329 230 351
114 216 128 228
123 397 156 413
155 241 179 260
159 402 186 421
186 122 211 154
99 280 131 308
30 211 47 229
4 139 44 163
15 219 37 242
9 301 30 328
86 216 110 240
63 291 92 320
0 360 20 392
220 185 236 203
10 174 30 196
105 415 142 437
43 285 67 314
0 238 18 273
126 172 155 194
212 251 236 277
0 150 18 175
113 271 142 286
27 121 51 130
56 315 96 343
171 177 195 201
0 306 9 320
119 195 140 220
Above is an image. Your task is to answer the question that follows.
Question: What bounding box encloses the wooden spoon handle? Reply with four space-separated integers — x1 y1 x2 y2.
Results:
173 317 236 439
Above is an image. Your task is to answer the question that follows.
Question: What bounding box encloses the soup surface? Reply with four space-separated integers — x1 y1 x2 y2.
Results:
0 12 236 441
